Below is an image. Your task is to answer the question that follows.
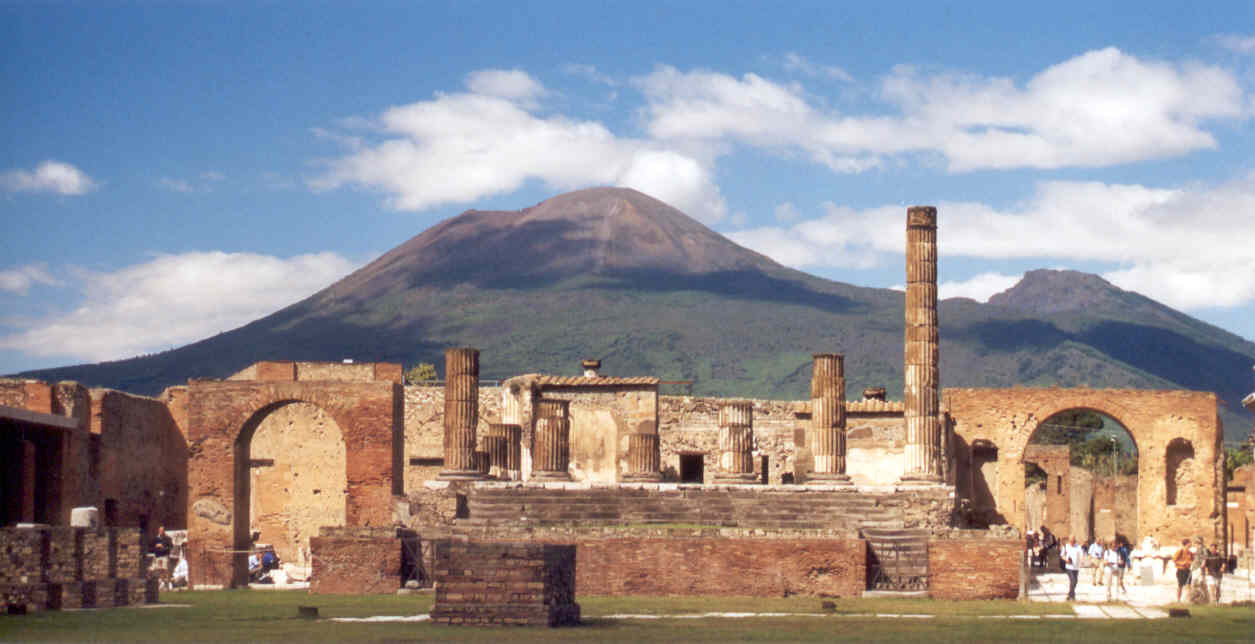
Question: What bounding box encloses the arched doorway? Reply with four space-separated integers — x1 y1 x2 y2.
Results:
234 401 347 580
1023 409 1139 543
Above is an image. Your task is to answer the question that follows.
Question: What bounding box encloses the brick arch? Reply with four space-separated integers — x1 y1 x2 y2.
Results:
946 388 1223 546
233 398 350 574
186 379 401 587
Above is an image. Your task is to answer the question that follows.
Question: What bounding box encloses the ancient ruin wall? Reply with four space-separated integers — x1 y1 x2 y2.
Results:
185 378 400 587
402 385 502 490
658 396 906 485
539 386 657 484
928 535 1020 600
947 388 1223 544
90 389 188 531
1023 444 1070 538
248 402 347 566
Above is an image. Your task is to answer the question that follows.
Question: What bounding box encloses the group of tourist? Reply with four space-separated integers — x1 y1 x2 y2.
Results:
1056 534 1131 601
1030 525 1228 603
1172 537 1227 603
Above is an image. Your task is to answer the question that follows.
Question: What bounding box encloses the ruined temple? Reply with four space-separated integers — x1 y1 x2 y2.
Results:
2 205 1232 603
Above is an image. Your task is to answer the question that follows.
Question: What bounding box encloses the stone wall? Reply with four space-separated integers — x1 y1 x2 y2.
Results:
402 385 502 492
249 402 347 567
947 388 1223 544
1 379 92 526
1092 474 1138 542
1023 444 1070 538
90 389 188 532
0 526 155 612
928 534 1021 600
539 385 657 483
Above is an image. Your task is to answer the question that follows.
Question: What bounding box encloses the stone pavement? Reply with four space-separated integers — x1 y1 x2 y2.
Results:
1027 568 1255 607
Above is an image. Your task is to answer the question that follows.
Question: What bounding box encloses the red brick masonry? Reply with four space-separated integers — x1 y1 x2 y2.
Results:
928 537 1020 600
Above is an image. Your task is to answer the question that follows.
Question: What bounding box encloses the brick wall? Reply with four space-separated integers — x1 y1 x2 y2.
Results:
430 540 580 626
308 529 406 594
91 389 188 531
928 535 1021 600
571 537 865 597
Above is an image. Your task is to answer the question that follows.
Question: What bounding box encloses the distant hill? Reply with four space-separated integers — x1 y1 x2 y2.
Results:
16 187 1255 441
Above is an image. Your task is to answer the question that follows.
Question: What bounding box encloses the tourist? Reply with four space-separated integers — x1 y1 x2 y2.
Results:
171 556 188 589
1115 537 1131 596
1104 540 1121 601
1204 543 1224 603
1173 538 1194 603
1026 529 1039 568
150 526 173 558
1087 538 1105 586
1038 526 1057 569
248 551 262 583
1063 536 1083 601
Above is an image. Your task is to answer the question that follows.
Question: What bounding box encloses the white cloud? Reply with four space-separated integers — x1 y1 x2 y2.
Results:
773 202 800 222
637 48 1248 172
1214 34 1255 54
783 52 853 82
729 175 1255 312
465 68 546 104
0 251 359 362
938 272 1023 302
311 69 728 223
158 177 196 193
1 161 97 195
562 63 618 86
0 264 62 295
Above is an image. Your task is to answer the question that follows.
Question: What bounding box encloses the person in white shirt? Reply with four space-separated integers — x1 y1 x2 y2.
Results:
171 556 188 589
1087 539 1105 586
1104 540 1122 600
1063 537 1083 601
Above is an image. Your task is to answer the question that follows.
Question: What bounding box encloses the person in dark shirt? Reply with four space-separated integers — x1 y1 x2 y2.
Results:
151 526 173 558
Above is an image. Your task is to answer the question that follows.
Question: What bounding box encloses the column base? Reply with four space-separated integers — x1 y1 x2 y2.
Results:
712 473 759 484
897 471 943 485
620 472 663 483
530 470 572 482
437 469 485 481
806 472 853 485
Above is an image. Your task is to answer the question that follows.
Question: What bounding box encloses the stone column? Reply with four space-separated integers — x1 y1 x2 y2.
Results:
714 401 757 484
901 206 942 483
622 433 662 482
439 347 483 480
810 353 852 485
487 423 522 481
532 399 571 481
482 434 507 480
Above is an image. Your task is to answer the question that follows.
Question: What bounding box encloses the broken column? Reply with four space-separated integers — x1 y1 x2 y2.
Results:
623 433 662 482
532 399 571 482
486 423 522 481
901 206 943 483
809 353 852 485
714 401 757 484
439 347 483 480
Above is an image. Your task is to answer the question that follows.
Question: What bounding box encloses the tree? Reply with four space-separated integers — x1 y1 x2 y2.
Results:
405 362 437 384
1225 444 1253 482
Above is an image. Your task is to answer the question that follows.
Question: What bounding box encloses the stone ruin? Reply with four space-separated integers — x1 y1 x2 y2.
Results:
1 205 1233 615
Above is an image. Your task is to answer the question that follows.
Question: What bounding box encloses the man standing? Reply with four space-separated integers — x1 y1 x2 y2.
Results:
1173 538 1194 603
1087 538 1105 586
1063 537 1083 601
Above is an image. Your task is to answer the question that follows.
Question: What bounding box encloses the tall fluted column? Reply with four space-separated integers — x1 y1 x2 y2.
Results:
901 206 942 482
714 401 757 484
810 353 852 484
439 347 483 480
482 433 507 480
532 399 572 481
623 433 662 482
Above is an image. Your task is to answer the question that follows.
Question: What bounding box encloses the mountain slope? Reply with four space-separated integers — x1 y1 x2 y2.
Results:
16 187 1255 440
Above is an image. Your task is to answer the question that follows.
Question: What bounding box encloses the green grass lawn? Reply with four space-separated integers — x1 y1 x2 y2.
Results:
2 590 1252 642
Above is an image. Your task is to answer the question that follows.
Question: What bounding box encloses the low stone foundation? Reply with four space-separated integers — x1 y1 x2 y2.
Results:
430 540 580 627
0 526 154 612
309 527 420 594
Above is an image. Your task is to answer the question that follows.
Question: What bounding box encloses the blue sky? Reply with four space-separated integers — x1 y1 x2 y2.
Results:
2 1 1254 376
